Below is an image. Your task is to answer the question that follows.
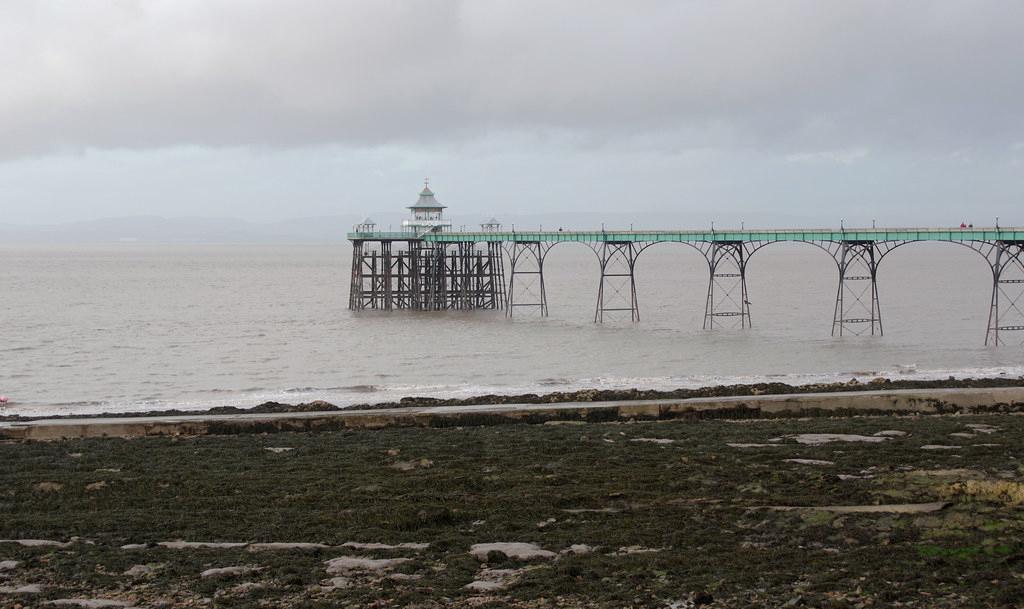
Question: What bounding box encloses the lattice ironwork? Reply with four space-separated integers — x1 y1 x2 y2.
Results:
974 240 1024 346
831 241 883 336
702 241 761 329
594 241 642 323
505 241 554 317
348 239 505 312
347 228 1024 346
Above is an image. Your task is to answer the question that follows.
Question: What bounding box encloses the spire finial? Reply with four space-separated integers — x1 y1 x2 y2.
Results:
424 177 429 187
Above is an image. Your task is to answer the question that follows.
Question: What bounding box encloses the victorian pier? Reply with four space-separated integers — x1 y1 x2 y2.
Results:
348 185 1024 345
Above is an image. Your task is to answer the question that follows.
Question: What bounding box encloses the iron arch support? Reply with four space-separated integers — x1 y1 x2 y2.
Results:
701 240 766 329
593 241 648 323
954 240 1024 345
504 239 604 318
790 239 908 337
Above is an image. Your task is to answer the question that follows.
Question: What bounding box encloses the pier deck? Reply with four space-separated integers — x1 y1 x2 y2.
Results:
359 227 1024 243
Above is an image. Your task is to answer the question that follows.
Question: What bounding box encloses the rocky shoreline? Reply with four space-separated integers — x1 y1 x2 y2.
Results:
3 376 1024 423
2 410 1022 607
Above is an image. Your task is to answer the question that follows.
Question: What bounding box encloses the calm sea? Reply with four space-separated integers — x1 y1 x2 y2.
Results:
1 242 1021 417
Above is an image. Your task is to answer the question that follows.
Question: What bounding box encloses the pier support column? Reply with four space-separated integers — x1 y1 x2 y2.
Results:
506 241 550 317
350 240 390 311
428 242 448 309
832 241 882 336
487 242 507 310
985 240 1024 346
409 241 445 310
703 241 751 329
595 241 640 322
454 242 473 310
348 241 364 310
447 241 505 311
392 241 414 310
378 240 393 311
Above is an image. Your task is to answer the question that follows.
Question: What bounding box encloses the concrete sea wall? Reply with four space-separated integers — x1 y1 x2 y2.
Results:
2 387 1023 441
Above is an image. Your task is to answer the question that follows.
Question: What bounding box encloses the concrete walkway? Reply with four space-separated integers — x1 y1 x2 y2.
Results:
2 386 1022 440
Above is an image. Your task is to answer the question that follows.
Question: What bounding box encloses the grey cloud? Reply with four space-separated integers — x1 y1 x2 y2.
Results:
3 0 1023 159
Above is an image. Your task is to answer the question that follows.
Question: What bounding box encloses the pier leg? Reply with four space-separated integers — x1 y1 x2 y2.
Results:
353 241 383 310
832 241 882 336
986 241 1024 346
408 241 422 310
429 243 447 310
349 241 363 310
595 241 640 323
456 242 472 310
381 240 393 311
412 241 446 310
703 241 751 329
394 242 411 310
466 242 505 310
506 241 549 317
488 242 507 310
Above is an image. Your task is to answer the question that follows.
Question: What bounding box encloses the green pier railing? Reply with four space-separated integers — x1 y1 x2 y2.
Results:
347 228 1024 243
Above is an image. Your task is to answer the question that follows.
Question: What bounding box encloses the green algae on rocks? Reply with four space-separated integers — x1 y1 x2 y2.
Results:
1 412 1023 607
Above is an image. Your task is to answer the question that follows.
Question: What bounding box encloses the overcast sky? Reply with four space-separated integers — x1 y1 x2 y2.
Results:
2 1 1022 227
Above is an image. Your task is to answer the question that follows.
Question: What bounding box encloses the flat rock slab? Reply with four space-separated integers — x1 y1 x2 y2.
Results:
158 541 248 549
0 584 42 594
464 579 505 592
966 424 1000 434
318 576 351 590
0 539 71 547
785 434 890 445
615 546 664 555
200 565 263 578
561 544 596 555
784 459 835 466
465 568 524 592
340 542 429 551
45 601 137 608
562 507 620 514
469 543 556 561
0 560 19 571
765 501 950 514
324 556 412 574
122 564 157 577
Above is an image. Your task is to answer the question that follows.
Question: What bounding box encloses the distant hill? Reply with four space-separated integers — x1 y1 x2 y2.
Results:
0 215 362 244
